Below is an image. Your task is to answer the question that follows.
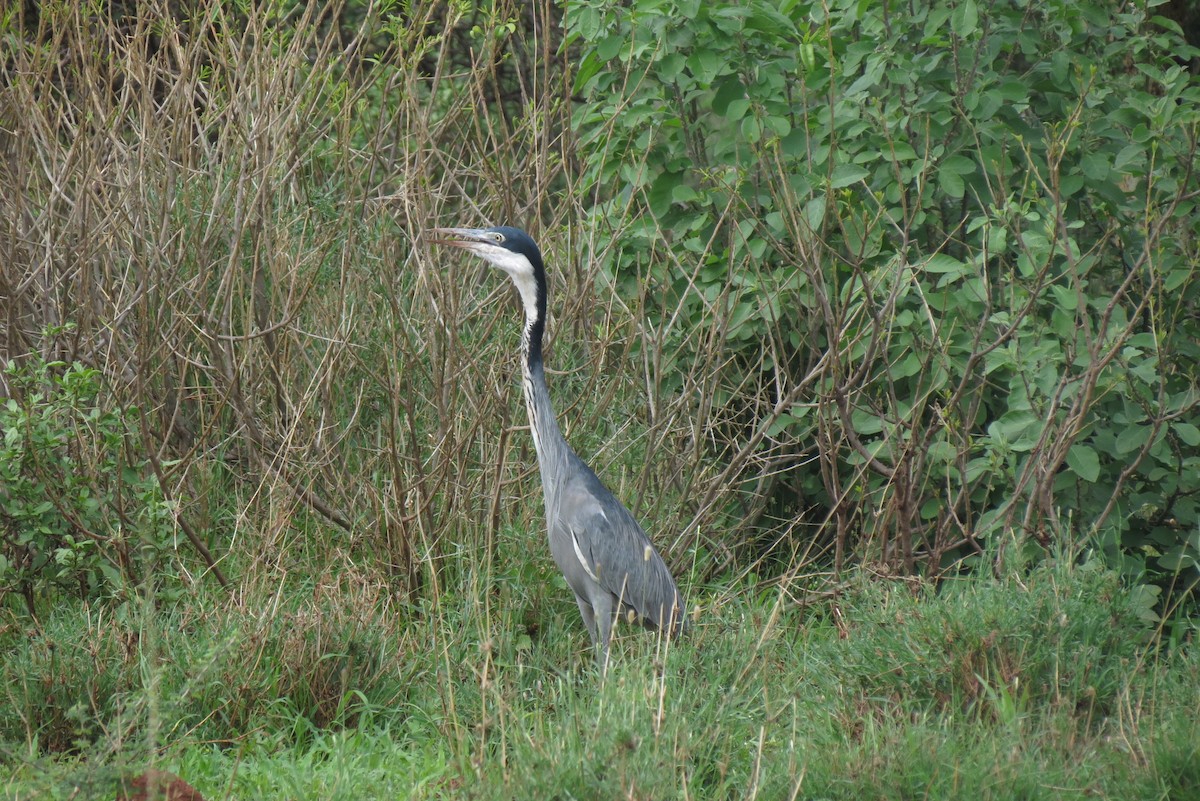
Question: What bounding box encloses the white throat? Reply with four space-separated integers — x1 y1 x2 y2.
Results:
508 268 540 324
479 247 539 324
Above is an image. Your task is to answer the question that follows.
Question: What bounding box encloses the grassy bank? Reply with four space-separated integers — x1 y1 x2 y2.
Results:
3 559 1196 800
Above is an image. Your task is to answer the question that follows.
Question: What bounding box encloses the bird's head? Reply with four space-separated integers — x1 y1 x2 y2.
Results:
429 226 542 281
429 225 545 322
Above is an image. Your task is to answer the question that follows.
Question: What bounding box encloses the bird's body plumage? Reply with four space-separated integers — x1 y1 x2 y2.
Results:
430 225 685 670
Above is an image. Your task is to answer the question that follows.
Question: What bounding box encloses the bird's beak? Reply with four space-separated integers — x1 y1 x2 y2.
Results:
427 227 491 250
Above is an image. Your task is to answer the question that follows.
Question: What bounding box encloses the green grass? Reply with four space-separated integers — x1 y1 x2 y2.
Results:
2 558 1196 800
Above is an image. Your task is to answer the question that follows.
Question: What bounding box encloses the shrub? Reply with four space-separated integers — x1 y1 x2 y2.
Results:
567 0 1200 591
0 353 180 614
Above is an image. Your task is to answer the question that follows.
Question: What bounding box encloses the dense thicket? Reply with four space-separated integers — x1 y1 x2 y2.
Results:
2 0 1198 623
1 0 574 613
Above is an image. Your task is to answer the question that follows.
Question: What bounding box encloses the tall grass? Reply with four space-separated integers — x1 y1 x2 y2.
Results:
4 553 1195 799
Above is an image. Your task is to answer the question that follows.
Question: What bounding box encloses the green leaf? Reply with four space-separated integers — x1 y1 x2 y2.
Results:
741 115 762 143
851 408 884 435
1066 444 1101 483
940 155 975 175
1173 422 1200 447
1059 173 1085 198
711 76 745 116
725 98 751 121
951 0 978 38
574 53 606 94
672 184 700 204
1049 283 1079 311
596 34 623 62
989 412 1040 452
924 254 968 275
804 197 827 230
939 168 965 199
830 164 869 188
1079 152 1110 181
686 48 723 84
964 457 992 482
765 115 792 137
648 171 682 216
892 352 922 379
1164 263 1192 292
997 79 1029 103
655 52 686 81
712 6 748 34
744 4 797 35
1116 425 1151 455
569 6 603 41
1113 143 1144 172
1158 546 1198 572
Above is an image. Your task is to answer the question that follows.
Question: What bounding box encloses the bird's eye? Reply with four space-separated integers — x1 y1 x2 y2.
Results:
491 231 505 243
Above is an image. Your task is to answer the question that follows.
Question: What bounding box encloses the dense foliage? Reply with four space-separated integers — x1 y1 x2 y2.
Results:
0 352 182 612
568 0 1200 590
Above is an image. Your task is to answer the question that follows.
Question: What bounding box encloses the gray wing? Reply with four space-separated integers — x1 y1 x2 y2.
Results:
557 469 685 636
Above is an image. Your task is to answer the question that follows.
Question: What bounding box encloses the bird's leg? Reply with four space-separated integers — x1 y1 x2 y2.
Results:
592 593 615 674
574 594 598 646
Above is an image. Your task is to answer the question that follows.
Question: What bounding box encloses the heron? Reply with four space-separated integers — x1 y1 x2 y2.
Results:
429 225 686 671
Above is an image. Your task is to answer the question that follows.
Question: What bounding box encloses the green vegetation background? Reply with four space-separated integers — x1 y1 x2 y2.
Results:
1 0 1198 798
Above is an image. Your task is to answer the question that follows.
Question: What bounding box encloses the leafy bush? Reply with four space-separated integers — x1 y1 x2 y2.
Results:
0 353 180 613
567 0 1200 589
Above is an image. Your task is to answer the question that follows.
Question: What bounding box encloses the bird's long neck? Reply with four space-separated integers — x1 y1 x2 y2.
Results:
520 283 570 483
